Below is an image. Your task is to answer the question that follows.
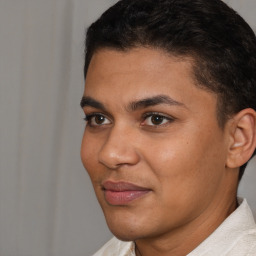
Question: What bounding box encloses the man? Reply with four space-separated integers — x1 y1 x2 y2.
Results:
80 0 256 255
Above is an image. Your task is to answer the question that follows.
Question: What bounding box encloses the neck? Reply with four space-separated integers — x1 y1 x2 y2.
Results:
135 243 143 256
135 195 237 256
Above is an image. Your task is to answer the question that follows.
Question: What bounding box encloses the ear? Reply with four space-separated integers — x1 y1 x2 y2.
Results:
226 108 256 169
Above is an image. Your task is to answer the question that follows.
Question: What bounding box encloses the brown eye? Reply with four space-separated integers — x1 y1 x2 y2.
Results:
85 114 111 127
94 115 106 125
142 113 173 126
151 115 164 125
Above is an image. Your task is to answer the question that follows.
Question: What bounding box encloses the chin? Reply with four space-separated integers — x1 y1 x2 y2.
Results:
103 210 147 241
108 226 143 242
112 233 137 242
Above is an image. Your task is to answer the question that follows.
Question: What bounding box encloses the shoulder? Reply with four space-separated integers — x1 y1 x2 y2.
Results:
248 243 256 256
92 237 134 256
228 229 256 256
189 198 256 256
215 199 256 255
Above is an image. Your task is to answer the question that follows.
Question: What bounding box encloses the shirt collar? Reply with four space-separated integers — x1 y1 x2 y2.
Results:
187 198 256 255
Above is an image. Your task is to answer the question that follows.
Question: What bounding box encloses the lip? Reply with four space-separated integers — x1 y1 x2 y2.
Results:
102 181 151 205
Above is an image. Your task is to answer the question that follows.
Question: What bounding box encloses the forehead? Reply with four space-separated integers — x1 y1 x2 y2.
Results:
87 47 194 78
84 47 217 115
87 48 189 91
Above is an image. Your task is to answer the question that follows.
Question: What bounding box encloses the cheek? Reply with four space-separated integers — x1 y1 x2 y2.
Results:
143 134 191 179
81 132 99 179
80 133 89 168
144 127 226 198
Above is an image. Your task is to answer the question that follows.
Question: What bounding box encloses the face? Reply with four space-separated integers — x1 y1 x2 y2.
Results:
81 47 231 241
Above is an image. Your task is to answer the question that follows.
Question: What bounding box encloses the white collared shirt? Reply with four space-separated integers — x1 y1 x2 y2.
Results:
92 199 256 256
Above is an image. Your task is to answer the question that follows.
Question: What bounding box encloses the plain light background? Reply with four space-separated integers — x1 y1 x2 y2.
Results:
0 0 255 255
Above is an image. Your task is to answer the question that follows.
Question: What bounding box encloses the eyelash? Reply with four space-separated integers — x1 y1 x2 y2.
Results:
83 112 174 127
83 113 110 127
141 112 174 127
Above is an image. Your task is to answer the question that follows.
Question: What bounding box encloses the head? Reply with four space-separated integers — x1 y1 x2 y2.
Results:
81 0 256 245
84 0 256 179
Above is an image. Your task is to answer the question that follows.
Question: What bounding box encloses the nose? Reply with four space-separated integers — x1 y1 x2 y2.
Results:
98 126 140 169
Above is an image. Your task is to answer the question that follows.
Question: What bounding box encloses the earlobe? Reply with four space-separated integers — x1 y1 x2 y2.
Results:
226 108 256 169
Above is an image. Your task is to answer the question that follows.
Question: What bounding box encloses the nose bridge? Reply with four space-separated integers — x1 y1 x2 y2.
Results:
98 124 139 169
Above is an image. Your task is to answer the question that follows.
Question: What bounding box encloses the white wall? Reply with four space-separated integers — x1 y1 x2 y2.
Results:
0 0 255 255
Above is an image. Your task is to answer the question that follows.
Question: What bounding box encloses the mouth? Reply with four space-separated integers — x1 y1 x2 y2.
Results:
102 181 151 205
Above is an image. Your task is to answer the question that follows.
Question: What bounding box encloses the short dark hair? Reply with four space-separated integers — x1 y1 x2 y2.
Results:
84 0 256 179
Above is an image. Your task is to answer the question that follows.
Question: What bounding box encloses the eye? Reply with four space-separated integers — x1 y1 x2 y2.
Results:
84 113 111 127
142 113 173 126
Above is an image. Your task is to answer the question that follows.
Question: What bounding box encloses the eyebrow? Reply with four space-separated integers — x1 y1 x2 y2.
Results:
127 95 185 111
80 96 106 110
80 94 185 112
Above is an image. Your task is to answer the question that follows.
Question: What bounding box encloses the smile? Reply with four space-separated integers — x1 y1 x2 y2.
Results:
102 181 151 205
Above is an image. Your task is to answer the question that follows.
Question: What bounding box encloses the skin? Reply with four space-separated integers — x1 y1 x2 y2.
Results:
81 47 240 256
